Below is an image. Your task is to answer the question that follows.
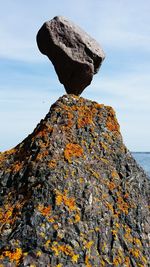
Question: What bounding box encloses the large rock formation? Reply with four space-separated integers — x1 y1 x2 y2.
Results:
0 95 150 266
37 16 105 95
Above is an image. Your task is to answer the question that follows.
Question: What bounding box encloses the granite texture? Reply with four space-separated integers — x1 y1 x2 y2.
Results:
0 95 149 266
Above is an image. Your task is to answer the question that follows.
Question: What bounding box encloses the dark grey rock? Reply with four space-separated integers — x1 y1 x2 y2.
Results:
0 94 149 266
37 16 105 95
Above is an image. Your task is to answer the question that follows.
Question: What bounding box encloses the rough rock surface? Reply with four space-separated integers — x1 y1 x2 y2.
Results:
37 16 105 95
0 94 150 267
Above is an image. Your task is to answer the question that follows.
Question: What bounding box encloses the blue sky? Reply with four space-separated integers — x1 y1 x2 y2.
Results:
0 0 150 152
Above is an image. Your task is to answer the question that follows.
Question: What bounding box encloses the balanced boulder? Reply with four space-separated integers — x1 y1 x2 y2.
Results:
37 16 105 95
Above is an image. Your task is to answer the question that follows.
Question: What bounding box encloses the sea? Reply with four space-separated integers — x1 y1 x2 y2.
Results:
132 152 150 178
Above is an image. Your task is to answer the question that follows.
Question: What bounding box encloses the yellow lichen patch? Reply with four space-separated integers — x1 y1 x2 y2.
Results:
124 226 133 243
64 143 83 162
45 240 51 248
72 254 79 263
105 202 114 214
111 170 120 180
56 264 63 267
133 237 142 247
55 190 77 211
88 168 100 179
129 248 140 258
85 241 94 249
51 242 78 262
100 157 109 164
36 251 42 257
100 141 108 151
0 248 22 265
53 224 59 230
48 217 55 223
111 229 118 239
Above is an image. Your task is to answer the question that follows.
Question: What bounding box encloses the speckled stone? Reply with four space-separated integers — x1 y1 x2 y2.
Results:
0 94 149 266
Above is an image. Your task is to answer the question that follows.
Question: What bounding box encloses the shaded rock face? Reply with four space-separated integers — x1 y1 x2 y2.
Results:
0 94 150 266
37 16 105 95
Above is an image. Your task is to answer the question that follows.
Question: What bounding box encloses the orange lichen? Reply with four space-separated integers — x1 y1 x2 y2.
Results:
85 255 92 267
106 116 119 132
0 206 13 224
74 213 80 223
62 111 74 130
124 256 130 267
0 248 22 265
48 159 57 168
107 181 117 191
106 108 120 132
117 195 129 214
38 204 51 217
51 242 79 263
11 161 23 173
64 143 83 162
94 103 104 109
36 150 49 161
0 201 25 226
113 255 122 266
55 190 77 211
35 125 53 138
77 106 96 128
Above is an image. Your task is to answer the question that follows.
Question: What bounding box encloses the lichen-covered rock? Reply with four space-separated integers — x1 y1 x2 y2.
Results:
37 16 105 95
0 94 149 266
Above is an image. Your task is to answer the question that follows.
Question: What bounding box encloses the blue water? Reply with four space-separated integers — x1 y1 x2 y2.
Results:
132 152 150 177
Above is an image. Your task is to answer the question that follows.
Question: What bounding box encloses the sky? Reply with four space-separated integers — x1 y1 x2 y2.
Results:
0 0 150 152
